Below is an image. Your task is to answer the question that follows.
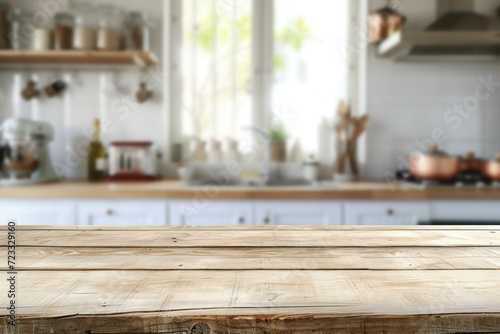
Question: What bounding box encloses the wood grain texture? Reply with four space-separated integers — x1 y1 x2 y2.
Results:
1 226 500 333
0 50 158 66
1 180 500 199
1 229 499 247
4 246 500 271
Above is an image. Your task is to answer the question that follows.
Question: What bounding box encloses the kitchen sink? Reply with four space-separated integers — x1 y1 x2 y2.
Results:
185 178 332 188
265 179 317 187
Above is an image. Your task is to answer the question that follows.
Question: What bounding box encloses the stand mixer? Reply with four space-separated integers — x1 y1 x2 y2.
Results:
0 118 58 186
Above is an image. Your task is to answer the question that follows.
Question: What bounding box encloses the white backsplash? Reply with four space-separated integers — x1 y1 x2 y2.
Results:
364 0 500 180
0 0 165 180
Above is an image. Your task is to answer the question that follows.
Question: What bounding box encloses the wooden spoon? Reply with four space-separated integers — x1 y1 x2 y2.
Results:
347 115 369 176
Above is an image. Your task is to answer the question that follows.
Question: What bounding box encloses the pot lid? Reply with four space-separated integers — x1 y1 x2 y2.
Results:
424 144 447 157
464 151 476 160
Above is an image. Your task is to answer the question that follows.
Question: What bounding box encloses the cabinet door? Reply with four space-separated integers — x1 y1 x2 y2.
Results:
170 201 254 226
0 200 77 225
431 201 500 223
344 201 430 225
255 201 342 225
77 201 167 226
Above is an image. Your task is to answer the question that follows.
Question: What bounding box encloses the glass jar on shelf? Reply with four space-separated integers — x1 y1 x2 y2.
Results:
71 2 97 50
97 5 124 51
124 11 151 51
54 11 75 50
0 1 10 49
9 8 23 50
32 16 53 51
11 10 40 50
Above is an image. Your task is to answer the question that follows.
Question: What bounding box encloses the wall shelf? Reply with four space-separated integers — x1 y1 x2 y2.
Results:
0 50 158 68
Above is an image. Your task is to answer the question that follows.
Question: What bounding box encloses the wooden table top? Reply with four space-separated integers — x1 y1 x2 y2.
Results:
1 226 500 334
2 180 500 200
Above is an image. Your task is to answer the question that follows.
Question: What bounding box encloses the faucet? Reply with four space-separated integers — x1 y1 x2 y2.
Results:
243 126 271 185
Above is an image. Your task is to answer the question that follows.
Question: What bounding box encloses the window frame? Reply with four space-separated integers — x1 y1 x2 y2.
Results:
164 0 365 165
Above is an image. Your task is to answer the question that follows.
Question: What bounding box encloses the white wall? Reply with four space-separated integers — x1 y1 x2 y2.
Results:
365 0 500 180
0 0 165 180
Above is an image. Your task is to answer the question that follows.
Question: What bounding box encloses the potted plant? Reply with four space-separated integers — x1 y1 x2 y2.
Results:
268 123 288 162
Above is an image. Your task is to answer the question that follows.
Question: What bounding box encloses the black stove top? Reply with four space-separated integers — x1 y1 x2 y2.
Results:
395 170 497 187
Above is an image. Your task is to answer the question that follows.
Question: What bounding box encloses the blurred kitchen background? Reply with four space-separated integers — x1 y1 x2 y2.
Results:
1 0 500 180
1 0 500 226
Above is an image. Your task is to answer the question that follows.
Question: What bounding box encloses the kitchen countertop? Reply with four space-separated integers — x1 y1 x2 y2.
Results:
1 180 500 200
1 225 499 333
0 180 500 200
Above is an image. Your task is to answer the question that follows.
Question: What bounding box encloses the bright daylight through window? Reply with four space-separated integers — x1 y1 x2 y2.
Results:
179 0 350 160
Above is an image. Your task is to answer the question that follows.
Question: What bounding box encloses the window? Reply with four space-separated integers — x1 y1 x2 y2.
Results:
180 0 253 140
273 0 350 154
172 0 351 159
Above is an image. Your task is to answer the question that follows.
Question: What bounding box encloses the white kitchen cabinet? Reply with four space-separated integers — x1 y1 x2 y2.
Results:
77 201 167 226
5 198 497 227
0 200 77 225
255 201 342 225
344 201 430 225
431 201 500 223
169 200 254 226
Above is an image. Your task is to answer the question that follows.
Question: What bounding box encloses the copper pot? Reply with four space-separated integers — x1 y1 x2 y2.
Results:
369 5 406 42
481 154 500 181
459 152 483 174
409 145 460 180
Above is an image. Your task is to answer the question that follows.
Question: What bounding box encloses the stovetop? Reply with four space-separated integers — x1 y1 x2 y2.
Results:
395 170 500 188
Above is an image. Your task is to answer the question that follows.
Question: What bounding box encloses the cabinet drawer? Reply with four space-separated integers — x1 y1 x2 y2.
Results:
431 201 500 222
170 200 254 226
255 201 342 225
344 201 430 225
77 201 167 226
0 200 76 225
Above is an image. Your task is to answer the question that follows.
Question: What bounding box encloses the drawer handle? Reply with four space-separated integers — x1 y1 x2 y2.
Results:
264 217 270 225
106 209 114 216
387 209 394 216
238 216 245 224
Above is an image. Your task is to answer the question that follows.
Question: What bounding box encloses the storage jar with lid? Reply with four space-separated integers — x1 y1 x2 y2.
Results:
32 18 53 51
0 1 10 49
9 8 23 50
124 11 151 51
97 5 124 51
71 2 97 50
54 12 74 50
303 155 320 182
8 9 32 50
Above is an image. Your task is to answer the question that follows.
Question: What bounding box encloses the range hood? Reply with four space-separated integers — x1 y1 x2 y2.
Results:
378 0 500 61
